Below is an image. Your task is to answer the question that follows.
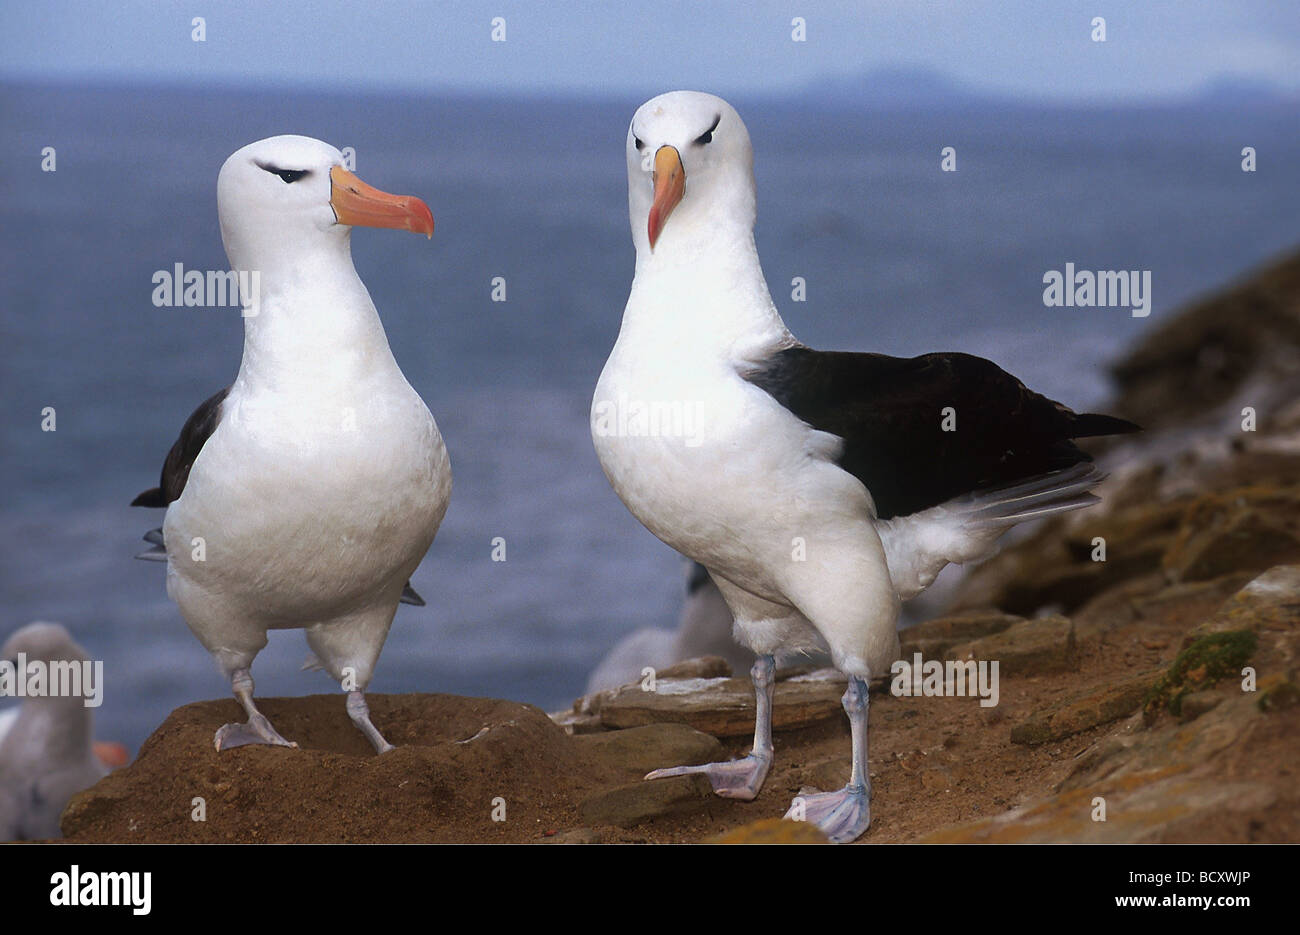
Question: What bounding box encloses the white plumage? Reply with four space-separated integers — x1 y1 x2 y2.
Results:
136 136 448 753
0 623 110 841
592 92 1134 842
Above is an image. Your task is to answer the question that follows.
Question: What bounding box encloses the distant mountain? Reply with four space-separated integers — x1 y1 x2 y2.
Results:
804 66 991 109
1190 74 1295 108
801 66 1296 110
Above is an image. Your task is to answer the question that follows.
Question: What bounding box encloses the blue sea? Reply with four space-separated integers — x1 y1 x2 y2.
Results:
1 83 1296 749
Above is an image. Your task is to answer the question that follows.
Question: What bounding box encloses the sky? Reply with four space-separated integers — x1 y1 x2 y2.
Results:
1 0 1297 101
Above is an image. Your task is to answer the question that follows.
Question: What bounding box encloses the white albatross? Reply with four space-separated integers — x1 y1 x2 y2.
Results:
585 561 751 695
132 135 449 754
0 623 128 840
591 92 1138 842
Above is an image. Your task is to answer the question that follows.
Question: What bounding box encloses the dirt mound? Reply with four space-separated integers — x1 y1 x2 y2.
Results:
62 694 586 843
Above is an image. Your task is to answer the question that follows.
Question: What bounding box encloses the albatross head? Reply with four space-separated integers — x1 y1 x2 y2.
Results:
626 91 755 255
216 135 433 272
2 622 93 712
2 621 91 667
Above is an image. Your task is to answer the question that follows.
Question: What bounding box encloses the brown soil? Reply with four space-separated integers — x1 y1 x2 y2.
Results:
60 567 1298 843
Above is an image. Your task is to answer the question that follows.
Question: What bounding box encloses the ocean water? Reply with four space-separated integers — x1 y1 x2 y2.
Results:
1 83 1296 749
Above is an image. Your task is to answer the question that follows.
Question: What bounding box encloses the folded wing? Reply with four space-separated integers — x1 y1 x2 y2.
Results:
745 346 1139 597
130 387 230 508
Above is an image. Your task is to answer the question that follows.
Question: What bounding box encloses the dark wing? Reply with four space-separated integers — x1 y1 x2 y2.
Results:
745 347 1139 520
131 387 230 507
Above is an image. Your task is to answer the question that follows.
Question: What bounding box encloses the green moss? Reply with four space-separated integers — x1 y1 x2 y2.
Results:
1257 680 1300 713
1143 630 1257 718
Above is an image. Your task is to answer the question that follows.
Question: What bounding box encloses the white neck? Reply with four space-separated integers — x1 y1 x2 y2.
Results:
230 231 400 393
622 225 794 360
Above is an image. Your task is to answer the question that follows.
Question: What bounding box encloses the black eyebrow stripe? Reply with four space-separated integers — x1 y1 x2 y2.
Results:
706 114 721 134
254 161 310 183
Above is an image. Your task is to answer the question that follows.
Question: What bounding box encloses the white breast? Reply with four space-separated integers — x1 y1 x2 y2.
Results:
592 335 866 603
164 372 450 625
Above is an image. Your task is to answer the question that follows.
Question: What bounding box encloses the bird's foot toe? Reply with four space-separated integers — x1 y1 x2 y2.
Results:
784 784 870 843
645 753 770 800
213 715 298 751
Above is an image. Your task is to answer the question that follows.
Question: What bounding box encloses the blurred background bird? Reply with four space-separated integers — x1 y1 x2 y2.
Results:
0 622 128 841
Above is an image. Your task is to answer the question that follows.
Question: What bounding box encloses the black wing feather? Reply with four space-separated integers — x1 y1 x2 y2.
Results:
399 583 426 606
746 347 1139 520
131 387 230 507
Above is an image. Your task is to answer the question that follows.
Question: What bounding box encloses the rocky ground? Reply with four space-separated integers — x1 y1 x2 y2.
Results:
61 249 1300 844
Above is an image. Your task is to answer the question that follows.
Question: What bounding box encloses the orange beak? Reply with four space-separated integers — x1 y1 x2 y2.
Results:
94 741 130 769
330 166 434 238
647 145 684 250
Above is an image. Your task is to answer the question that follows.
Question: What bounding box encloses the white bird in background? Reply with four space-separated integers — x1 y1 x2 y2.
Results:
132 135 449 754
585 561 752 695
0 622 128 841
591 91 1138 842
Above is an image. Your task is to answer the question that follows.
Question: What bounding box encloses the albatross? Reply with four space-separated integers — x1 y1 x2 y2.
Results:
132 135 449 754
591 91 1138 843
0 623 127 840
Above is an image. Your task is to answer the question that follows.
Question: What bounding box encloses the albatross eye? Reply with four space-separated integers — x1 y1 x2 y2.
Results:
634 136 645 151
256 162 310 184
694 115 721 146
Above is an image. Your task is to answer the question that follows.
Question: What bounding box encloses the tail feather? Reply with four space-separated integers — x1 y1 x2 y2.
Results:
879 464 1109 600
973 491 1100 526
953 462 1096 504
967 467 1106 525
133 527 167 562
131 487 167 508
400 582 426 606
1072 412 1141 438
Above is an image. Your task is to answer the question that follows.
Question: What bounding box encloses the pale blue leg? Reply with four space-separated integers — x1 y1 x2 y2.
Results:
645 654 774 800
214 669 298 751
784 676 870 843
347 690 395 754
